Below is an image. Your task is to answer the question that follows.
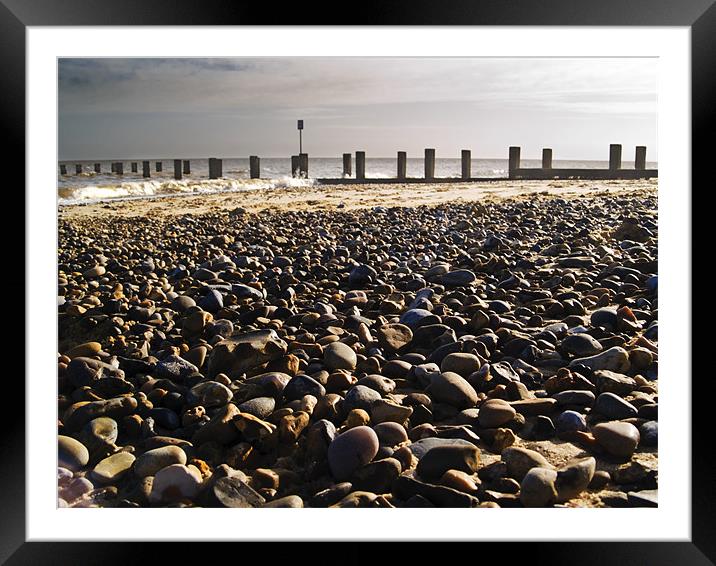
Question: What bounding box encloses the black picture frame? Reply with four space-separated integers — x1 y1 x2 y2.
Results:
3 0 711 563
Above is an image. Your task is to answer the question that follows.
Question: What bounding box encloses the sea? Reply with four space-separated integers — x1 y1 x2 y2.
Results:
57 157 658 205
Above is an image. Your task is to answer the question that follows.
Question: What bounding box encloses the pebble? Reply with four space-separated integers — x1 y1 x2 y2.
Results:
477 399 516 428
134 446 187 477
149 464 203 503
501 446 554 480
569 346 631 373
416 444 481 480
58 435 89 471
91 452 136 484
593 392 638 420
373 422 409 447
57 193 657 508
323 342 357 371
428 372 478 409
520 467 558 507
376 323 413 353
561 333 603 357
592 421 640 458
327 426 379 480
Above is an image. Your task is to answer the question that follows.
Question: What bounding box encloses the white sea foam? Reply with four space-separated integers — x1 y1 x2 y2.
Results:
57 176 314 205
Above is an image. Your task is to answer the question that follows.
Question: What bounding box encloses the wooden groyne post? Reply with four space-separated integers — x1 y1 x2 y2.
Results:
299 153 308 177
94 163 101 173
173 159 182 180
209 158 222 179
397 151 407 180
508 146 521 179
183 160 191 174
425 148 436 180
75 164 82 175
542 148 553 170
609 144 622 171
291 156 299 178
343 153 352 177
60 164 67 175
461 150 471 180
142 161 150 178
356 151 366 180
115 162 123 175
250 156 260 179
635 146 647 170
131 162 138 173
156 161 162 172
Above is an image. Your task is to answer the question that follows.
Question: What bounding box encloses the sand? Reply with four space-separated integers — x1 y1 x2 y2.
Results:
59 178 658 220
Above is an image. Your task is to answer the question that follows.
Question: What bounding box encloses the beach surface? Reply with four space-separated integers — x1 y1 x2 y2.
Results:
59 178 658 219
58 179 658 508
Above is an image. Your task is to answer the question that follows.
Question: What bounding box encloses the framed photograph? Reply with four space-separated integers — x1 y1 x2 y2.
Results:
4 0 711 562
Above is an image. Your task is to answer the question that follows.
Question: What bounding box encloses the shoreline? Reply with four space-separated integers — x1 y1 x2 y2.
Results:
59 178 658 220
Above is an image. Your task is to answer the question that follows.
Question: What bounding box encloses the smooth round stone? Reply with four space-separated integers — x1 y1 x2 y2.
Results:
197 289 223 313
592 422 640 457
58 467 73 484
83 265 106 278
66 341 102 359
520 467 558 507
440 353 482 377
416 444 481 480
429 372 478 409
188 381 233 408
149 464 203 503
238 397 276 419
349 264 378 285
594 392 638 420
569 346 631 373
399 308 433 328
263 495 304 508
283 375 326 401
323 342 357 371
373 422 408 447
345 408 370 428
344 385 382 412
555 457 596 501
408 437 476 460
154 354 199 382
477 399 516 428
376 323 413 353
590 308 618 329
355 375 396 395
442 269 477 286
640 421 658 447
370 399 413 424
91 451 136 485
171 295 196 312
134 445 187 477
61 476 94 502
553 390 596 407
555 410 587 434
327 426 379 480
561 334 603 357
58 435 89 471
502 446 554 481
82 417 119 449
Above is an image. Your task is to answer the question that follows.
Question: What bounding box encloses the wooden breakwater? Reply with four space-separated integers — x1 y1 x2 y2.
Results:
59 144 657 183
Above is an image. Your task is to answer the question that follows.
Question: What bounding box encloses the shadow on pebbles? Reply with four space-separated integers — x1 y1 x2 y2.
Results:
57 192 658 508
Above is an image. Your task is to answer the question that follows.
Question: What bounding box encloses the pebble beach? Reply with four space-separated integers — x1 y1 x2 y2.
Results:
57 179 659 508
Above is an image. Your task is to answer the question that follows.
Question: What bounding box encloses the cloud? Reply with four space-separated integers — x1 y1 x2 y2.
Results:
59 57 657 116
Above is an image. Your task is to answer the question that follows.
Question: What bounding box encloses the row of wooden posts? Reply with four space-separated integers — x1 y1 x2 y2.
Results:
59 144 656 182
59 158 226 180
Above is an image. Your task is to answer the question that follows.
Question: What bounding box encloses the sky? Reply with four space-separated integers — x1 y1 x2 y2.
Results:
58 57 657 161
